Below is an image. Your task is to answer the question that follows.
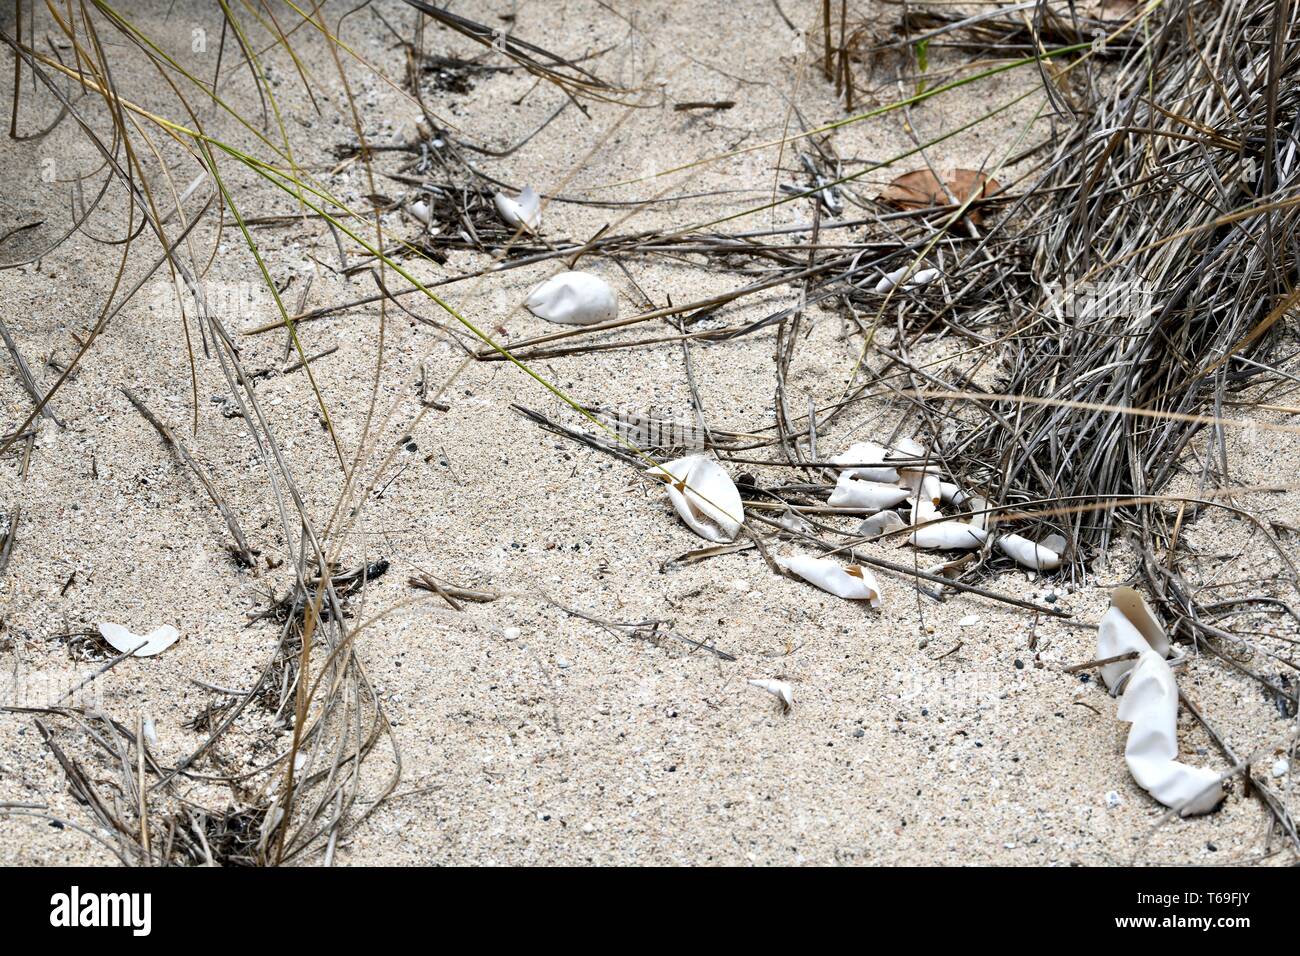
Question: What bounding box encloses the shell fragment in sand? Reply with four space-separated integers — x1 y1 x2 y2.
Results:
997 532 1066 571
873 266 938 292
874 266 909 293
858 510 907 537
938 481 968 506
98 622 180 658
827 473 909 510
890 437 940 475
901 471 942 508
1095 587 1224 816
776 509 813 534
494 186 541 231
909 521 988 550
525 271 618 325
909 491 941 526
829 440 898 482
776 554 881 607
748 678 794 713
1095 586 1171 691
646 455 744 543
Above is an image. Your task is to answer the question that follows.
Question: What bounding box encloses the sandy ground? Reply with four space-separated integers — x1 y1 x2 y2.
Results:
1 0 1298 866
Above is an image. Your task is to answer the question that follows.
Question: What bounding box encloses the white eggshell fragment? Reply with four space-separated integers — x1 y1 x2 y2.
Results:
1096 586 1171 692
901 471 941 507
907 268 939 288
1095 587 1224 816
827 473 909 510
891 436 926 458
829 441 899 482
910 494 941 525
1118 650 1225 815
996 532 1065 571
748 678 794 713
890 437 939 474
938 481 968 506
98 622 180 658
858 510 907 537
494 186 541 231
646 455 744 543
525 271 618 325
776 555 881 607
776 509 812 534
874 266 908 293
909 521 988 550
409 200 431 224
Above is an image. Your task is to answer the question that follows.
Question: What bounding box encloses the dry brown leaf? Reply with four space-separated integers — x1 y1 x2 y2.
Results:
879 167 1002 224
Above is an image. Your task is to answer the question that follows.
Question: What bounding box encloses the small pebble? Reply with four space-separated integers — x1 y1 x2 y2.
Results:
1272 757 1290 778
1105 790 1122 808
503 627 521 641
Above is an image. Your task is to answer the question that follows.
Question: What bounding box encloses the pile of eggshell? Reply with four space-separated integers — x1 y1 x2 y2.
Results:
643 440 1068 719
643 436 1066 612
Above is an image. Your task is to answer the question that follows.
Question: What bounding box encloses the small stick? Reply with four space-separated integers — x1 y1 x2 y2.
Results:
408 574 500 604
121 387 257 567
673 100 736 111
283 345 337 374
822 0 833 80
1062 650 1138 674
411 572 463 611
136 715 151 862
0 506 18 580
